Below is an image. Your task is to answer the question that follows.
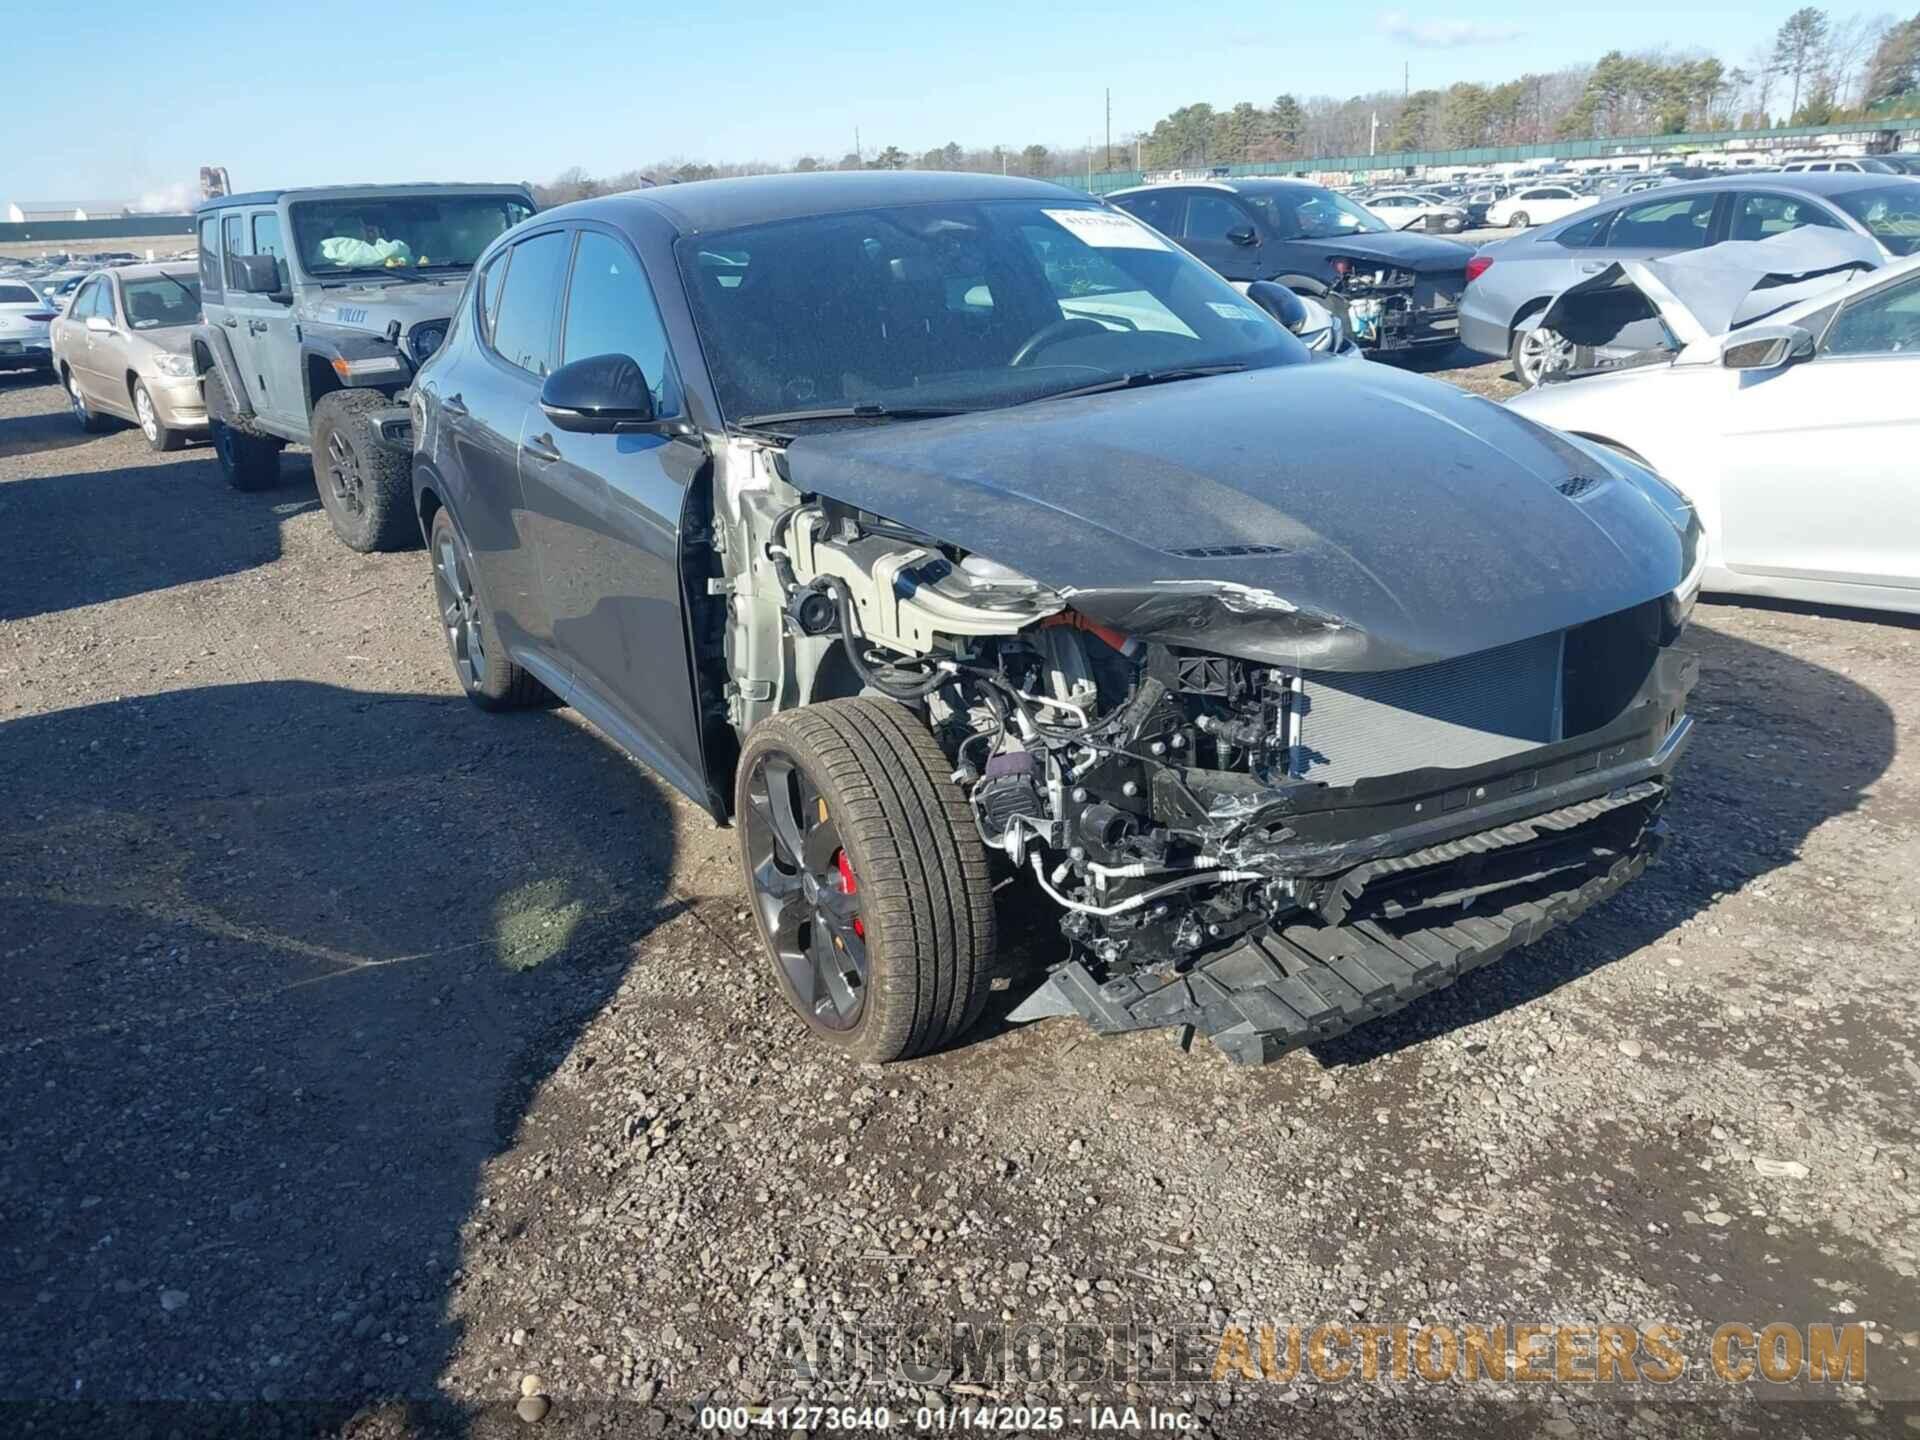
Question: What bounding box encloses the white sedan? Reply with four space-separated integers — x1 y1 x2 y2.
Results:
1485 185 1593 228
0 277 56 374
1508 250 1920 614
1363 191 1469 233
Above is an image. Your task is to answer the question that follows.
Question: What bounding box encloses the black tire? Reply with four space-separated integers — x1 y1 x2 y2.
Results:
203 367 285 490
736 698 995 1063
311 389 417 553
427 505 547 710
63 368 112 434
132 380 184 452
1511 211 1531 227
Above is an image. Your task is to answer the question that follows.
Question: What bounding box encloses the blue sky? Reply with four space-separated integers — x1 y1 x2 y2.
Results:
3 0 1828 204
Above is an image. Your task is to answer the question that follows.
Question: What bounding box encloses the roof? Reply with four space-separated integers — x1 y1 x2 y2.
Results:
1107 177 1330 199
543 170 1089 234
195 182 533 214
96 261 199 282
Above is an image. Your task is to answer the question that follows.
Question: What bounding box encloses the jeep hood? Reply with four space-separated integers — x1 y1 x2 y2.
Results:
294 276 467 331
1315 232 1473 273
781 362 1696 672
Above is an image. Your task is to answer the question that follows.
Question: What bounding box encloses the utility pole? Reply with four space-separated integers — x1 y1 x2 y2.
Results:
854 127 862 166
1404 62 1409 98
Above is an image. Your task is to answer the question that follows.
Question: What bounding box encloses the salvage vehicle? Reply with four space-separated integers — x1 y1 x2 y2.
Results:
1508 237 1918 615
50 264 207 450
190 183 534 548
1108 178 1473 355
1460 173 1920 386
0 276 56 374
1484 185 1594 229
410 172 1701 1066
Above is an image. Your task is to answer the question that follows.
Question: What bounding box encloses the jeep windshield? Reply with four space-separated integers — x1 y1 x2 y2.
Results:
1243 187 1393 240
675 199 1309 429
290 194 534 276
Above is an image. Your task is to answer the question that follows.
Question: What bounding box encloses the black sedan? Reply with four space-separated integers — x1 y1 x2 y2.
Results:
409 171 1700 1067
1106 177 1475 353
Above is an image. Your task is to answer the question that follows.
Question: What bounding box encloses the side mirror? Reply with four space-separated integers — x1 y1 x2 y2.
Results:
229 254 283 296
1721 323 1815 371
85 314 113 334
1245 280 1311 335
1225 224 1259 248
540 353 656 433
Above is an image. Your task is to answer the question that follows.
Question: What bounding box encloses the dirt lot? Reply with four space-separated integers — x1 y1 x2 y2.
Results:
2 352 1916 1439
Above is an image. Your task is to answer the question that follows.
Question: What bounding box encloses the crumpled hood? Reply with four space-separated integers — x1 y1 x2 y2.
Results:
1318 232 1474 274
783 362 1694 672
294 277 467 334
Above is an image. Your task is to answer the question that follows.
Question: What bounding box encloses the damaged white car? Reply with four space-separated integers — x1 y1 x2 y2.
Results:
1509 231 1920 615
410 173 1702 1066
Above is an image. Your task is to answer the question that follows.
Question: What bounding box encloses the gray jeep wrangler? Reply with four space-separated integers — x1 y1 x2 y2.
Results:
191 183 534 551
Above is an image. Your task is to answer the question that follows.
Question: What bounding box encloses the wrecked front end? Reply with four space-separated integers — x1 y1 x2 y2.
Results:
1329 260 1466 352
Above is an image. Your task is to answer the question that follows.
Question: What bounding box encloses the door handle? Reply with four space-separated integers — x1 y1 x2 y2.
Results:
247 319 269 336
220 316 239 328
523 433 561 463
441 392 469 417
1578 262 1607 273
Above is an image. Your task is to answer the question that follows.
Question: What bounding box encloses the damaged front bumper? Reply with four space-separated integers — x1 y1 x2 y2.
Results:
1012 649 1695 1066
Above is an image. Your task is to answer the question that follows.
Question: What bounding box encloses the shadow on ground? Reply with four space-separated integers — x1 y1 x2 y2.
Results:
0 680 680 1434
0 446 312 622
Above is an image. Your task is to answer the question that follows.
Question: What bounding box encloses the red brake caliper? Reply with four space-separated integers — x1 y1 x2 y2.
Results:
835 850 865 938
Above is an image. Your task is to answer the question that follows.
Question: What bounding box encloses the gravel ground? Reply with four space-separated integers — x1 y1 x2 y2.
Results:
2 350 1916 1439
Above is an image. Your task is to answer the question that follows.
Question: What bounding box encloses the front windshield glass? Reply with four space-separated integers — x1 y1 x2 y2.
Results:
1242 187 1391 240
121 274 201 329
675 199 1308 426
290 195 534 275
1831 184 1920 257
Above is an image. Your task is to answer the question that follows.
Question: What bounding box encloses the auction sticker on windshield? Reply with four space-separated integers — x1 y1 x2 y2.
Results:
1043 208 1169 250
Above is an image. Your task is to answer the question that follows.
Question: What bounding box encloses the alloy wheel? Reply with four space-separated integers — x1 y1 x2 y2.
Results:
134 384 157 442
324 430 366 516
742 753 868 1030
432 530 488 690
67 375 88 426
1517 325 1572 386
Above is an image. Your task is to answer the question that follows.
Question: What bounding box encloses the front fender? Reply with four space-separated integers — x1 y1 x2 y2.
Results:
190 323 254 418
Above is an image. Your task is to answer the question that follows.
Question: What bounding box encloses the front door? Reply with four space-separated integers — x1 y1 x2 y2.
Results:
219 209 303 430
1178 192 1264 283
1718 268 1920 593
520 225 711 805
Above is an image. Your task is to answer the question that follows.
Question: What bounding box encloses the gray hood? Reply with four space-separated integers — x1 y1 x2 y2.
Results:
783 361 1697 672
294 276 468 334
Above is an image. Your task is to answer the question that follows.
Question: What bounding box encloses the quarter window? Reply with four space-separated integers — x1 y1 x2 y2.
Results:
475 251 508 345
1729 193 1846 243
1551 211 1613 247
560 230 678 413
489 230 568 376
1114 191 1181 235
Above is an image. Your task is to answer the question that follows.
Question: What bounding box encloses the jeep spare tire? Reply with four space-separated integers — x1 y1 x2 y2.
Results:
736 699 995 1063
310 390 417 553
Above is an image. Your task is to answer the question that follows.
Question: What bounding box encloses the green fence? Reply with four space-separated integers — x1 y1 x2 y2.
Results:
1054 117 1920 194
0 214 195 245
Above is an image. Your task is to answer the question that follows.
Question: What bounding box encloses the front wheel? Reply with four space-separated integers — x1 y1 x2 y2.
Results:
736 699 995 1063
133 380 184 452
310 390 417 552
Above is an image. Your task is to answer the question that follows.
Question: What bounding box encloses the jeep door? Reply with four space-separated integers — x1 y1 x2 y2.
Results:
518 223 711 807
219 208 304 430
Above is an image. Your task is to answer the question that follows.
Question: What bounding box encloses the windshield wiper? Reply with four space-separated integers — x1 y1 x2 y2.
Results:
1024 362 1250 405
731 403 974 433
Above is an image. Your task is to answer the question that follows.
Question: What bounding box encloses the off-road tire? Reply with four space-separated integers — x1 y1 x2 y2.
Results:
428 505 547 711
311 390 417 553
64 368 112 434
203 367 284 489
736 699 995 1063
132 380 184 452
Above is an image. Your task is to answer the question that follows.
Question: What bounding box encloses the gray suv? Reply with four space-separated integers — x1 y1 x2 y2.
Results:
192 184 534 550
1458 172 1920 385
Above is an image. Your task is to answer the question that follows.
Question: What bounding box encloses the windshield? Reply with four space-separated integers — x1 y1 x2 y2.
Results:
1831 184 1920 257
675 199 1308 426
290 195 534 276
121 274 201 329
1242 187 1391 240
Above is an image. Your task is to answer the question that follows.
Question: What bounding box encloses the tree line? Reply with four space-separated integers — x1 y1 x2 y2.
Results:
535 5 1920 204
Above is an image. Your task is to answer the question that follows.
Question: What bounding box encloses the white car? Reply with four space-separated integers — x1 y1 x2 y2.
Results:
1507 243 1920 615
1363 191 1469 233
0 277 56 375
1485 186 1593 228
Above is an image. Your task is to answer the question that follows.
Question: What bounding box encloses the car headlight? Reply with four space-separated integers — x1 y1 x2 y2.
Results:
408 323 448 365
150 352 195 378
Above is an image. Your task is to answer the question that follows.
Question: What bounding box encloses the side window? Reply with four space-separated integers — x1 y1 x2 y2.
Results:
1609 195 1717 250
1729 193 1847 243
1183 194 1255 241
1115 191 1180 235
1820 270 1920 357
1551 211 1613 247
560 230 678 414
488 229 568 377
252 213 286 286
475 250 508 346
70 279 100 319
198 216 223 298
96 280 118 324
221 214 246 287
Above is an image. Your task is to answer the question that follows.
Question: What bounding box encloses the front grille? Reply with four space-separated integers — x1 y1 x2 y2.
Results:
1293 631 1564 786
